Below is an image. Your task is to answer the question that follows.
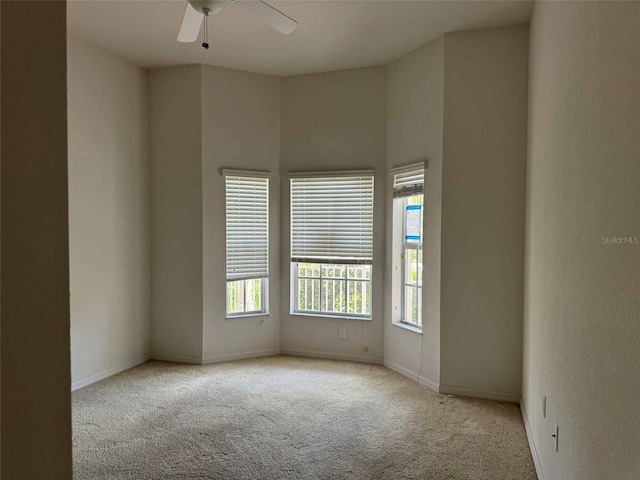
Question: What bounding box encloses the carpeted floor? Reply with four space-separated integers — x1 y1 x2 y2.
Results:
72 356 536 479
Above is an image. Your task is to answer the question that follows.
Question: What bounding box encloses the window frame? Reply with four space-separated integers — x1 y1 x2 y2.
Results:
399 196 424 329
223 169 271 319
292 262 372 320
226 277 269 318
390 164 425 332
289 171 375 321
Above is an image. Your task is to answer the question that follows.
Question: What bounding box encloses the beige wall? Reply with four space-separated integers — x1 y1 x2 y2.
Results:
523 2 640 478
1 1 72 477
201 65 281 362
149 65 281 364
440 25 528 400
68 35 151 389
279 67 387 363
149 66 204 363
384 36 444 388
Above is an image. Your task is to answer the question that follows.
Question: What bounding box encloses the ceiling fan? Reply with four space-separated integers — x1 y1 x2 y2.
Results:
178 0 298 49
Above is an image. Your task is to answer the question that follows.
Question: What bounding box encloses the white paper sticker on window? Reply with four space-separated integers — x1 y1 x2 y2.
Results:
405 205 421 242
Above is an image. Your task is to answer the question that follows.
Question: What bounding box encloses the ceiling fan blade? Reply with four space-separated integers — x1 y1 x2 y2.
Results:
177 3 204 43
235 0 298 34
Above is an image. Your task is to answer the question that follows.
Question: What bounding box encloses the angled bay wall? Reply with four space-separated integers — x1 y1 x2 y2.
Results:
384 25 529 400
149 65 281 364
149 66 204 363
440 24 529 400
385 36 444 388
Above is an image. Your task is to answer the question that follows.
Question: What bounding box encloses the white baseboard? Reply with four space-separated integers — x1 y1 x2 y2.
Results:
151 353 203 365
520 397 544 480
439 384 520 403
417 374 439 393
281 349 383 365
384 361 439 393
384 359 419 381
71 353 151 391
202 348 279 365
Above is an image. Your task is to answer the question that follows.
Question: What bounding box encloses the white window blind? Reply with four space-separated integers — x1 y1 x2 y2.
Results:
393 169 424 198
225 175 269 281
290 174 374 265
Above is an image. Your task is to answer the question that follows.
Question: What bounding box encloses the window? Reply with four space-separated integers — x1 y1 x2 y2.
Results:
290 173 375 319
294 263 372 317
224 171 269 317
401 196 423 325
392 166 424 329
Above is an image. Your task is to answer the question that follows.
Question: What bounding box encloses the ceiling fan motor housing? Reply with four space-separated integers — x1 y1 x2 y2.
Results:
188 0 232 16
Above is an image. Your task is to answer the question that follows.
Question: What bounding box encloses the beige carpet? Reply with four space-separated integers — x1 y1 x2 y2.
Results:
72 356 536 479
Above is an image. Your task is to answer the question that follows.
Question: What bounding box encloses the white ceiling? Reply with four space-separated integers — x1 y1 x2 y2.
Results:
68 0 532 76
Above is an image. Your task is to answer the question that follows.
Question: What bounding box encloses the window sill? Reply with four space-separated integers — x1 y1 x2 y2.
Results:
226 312 269 320
392 321 422 334
290 312 372 321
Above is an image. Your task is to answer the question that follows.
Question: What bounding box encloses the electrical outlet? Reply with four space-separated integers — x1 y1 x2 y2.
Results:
339 327 347 340
543 396 546 418
552 422 559 452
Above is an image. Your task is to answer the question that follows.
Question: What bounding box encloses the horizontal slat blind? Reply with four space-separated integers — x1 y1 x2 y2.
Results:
393 169 424 198
291 175 374 264
225 175 269 281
